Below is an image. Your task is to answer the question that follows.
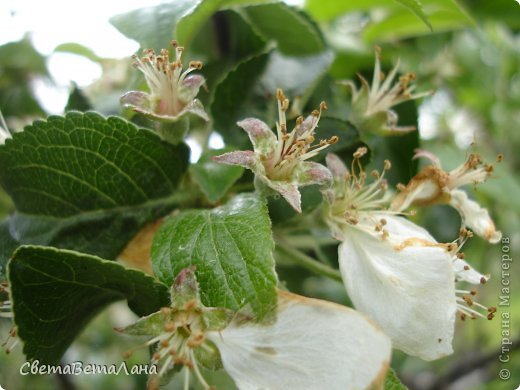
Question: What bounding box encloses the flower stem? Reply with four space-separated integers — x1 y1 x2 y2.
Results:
275 239 343 282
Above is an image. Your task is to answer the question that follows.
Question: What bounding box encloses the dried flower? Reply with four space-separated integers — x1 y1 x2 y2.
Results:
341 48 431 134
391 150 502 243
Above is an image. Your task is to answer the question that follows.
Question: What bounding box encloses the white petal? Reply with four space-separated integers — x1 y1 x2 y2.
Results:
207 291 391 390
325 153 348 180
185 99 210 121
296 161 332 186
449 190 501 243
452 257 489 284
390 173 446 212
237 118 276 153
338 217 456 361
267 181 302 213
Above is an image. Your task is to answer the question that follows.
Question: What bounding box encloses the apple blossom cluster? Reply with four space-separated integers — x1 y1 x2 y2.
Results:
120 268 390 390
323 149 497 361
116 44 502 389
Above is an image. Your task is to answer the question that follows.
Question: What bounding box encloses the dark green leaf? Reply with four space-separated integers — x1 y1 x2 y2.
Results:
0 219 17 280
367 101 420 186
314 116 360 157
8 245 169 364
384 368 408 390
65 83 92 112
211 51 270 146
110 1 197 50
0 112 189 262
189 148 244 203
268 185 323 224
244 3 325 55
152 193 277 320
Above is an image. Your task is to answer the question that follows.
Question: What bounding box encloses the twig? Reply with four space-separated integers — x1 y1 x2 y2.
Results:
275 238 343 282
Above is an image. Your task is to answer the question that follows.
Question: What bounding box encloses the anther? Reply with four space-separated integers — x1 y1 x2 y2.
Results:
353 147 368 159
189 61 203 70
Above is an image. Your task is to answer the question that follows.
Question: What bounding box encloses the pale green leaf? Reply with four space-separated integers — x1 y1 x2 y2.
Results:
393 0 432 31
384 368 408 389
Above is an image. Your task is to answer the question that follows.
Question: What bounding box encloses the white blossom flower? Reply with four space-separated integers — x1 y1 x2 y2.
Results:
341 48 430 135
0 126 9 145
208 290 391 390
120 268 391 390
0 282 12 319
0 283 20 354
0 113 11 145
391 150 502 243
121 40 209 124
324 151 495 361
213 89 336 212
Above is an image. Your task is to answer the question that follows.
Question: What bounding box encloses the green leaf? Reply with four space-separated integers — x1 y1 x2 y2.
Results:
362 1 474 42
313 116 360 157
393 0 432 31
244 3 325 55
0 38 48 118
0 38 48 75
304 0 473 40
211 51 270 146
54 43 103 63
367 101 420 186
0 219 17 280
110 1 197 50
189 148 244 203
152 193 277 320
259 50 333 100
65 83 92 112
384 368 408 390
0 112 189 262
8 245 169 364
173 0 279 48
176 0 227 47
